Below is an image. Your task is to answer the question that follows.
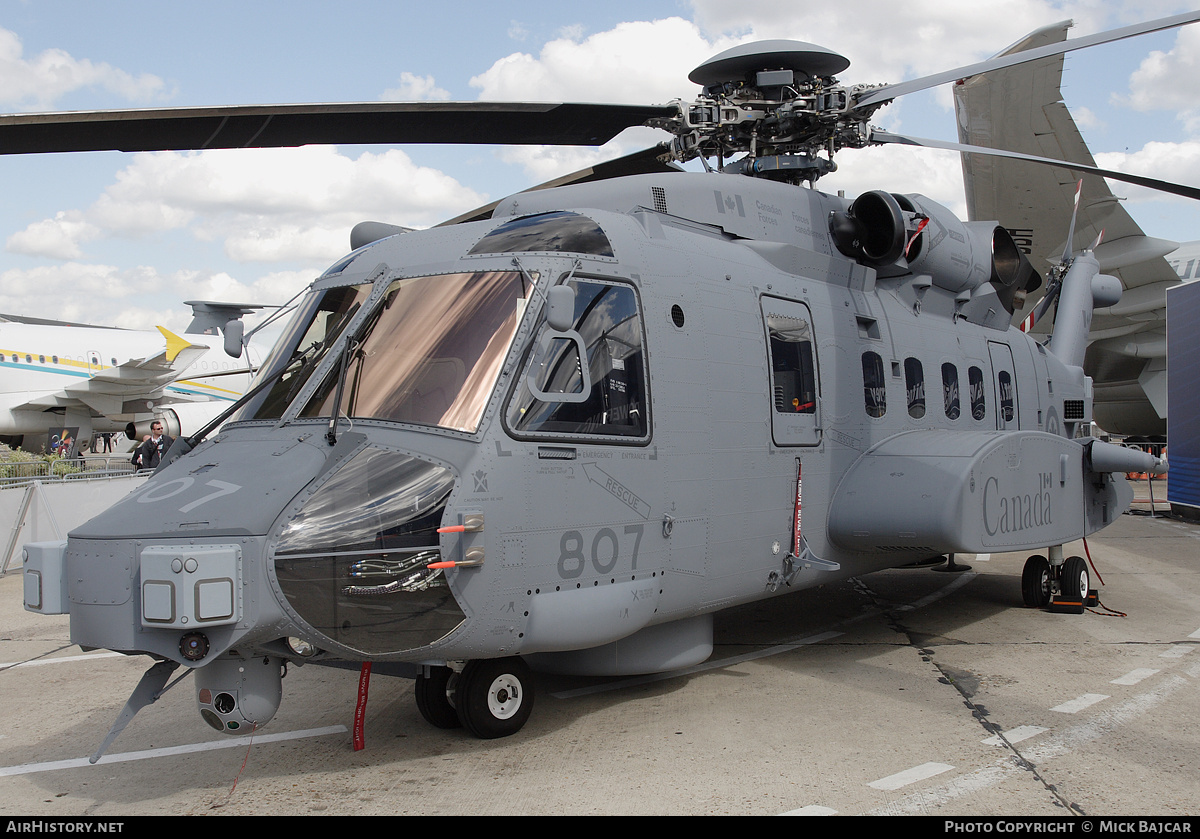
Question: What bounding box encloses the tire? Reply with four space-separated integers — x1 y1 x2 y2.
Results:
1021 554 1052 608
414 666 461 729
1062 555 1089 614
456 657 534 739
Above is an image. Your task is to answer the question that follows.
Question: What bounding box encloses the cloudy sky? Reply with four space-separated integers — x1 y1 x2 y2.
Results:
2 0 1200 340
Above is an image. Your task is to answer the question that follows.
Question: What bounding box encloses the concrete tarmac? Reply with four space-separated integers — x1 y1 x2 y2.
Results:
0 482 1196 816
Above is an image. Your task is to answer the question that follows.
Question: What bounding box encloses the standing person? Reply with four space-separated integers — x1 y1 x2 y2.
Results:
134 422 174 470
131 435 150 469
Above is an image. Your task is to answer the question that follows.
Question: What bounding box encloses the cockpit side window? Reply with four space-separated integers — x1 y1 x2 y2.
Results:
235 282 373 422
506 278 647 439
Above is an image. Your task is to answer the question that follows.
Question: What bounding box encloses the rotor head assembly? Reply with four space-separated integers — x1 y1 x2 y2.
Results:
652 40 884 184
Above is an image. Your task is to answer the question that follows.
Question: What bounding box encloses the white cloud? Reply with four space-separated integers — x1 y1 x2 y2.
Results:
470 17 734 103
0 26 166 109
5 211 100 259
689 0 1112 84
1117 23 1200 130
0 262 160 324
221 223 347 263
0 261 315 333
1094 140 1200 203
819 145 968 216
14 146 488 265
507 21 530 42
496 126 674 184
1072 106 1104 131
466 18 738 184
382 72 451 101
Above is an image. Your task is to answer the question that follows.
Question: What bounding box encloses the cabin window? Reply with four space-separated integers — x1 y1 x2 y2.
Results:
469 211 614 258
942 363 960 420
904 357 925 419
998 370 1015 423
969 366 986 421
863 351 886 418
507 278 647 439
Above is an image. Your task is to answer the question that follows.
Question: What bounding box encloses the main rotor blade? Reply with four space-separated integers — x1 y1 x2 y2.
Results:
0 102 679 155
870 130 1200 201
854 10 1200 109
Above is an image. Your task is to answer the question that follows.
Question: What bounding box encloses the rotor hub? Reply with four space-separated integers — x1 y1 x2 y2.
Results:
654 40 883 184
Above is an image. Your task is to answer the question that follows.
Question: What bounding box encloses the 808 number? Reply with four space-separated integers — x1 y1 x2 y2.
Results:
558 524 644 579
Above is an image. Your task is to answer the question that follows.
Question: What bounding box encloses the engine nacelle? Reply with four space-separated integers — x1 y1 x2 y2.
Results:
831 191 1040 314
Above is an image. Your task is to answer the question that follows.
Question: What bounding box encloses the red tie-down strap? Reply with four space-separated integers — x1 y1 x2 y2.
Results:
354 662 372 751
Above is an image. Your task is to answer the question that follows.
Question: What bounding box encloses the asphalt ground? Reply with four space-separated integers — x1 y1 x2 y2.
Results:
0 478 1196 817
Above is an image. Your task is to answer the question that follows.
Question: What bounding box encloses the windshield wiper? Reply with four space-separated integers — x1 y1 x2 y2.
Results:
325 334 360 446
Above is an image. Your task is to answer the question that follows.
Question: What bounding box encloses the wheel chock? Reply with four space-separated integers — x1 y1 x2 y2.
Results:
1049 595 1085 614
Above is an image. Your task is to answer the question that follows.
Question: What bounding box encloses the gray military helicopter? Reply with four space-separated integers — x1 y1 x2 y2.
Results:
15 12 1190 748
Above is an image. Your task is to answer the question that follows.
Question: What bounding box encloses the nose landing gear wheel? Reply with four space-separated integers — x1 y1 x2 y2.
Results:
456 657 534 739
1021 554 1052 608
414 665 461 729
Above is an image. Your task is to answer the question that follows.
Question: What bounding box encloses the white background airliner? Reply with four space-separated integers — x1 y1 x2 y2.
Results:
0 316 260 453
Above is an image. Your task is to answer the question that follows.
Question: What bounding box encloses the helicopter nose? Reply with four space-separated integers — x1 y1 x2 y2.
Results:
270 446 466 655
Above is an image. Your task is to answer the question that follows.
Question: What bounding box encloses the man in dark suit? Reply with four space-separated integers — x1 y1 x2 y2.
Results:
133 420 174 470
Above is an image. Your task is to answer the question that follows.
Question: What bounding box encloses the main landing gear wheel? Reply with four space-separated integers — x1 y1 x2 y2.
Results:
456 657 534 739
1061 555 1089 615
1021 554 1052 608
414 665 461 729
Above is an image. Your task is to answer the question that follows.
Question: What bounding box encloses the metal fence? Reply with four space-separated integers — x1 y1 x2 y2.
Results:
0 456 139 489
